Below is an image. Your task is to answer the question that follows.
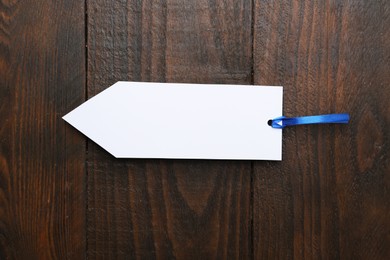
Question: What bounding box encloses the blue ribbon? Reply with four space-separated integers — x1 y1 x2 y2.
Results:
270 113 350 129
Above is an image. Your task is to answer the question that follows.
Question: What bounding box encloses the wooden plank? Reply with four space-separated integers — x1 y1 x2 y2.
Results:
253 0 390 259
87 0 252 258
0 1 86 259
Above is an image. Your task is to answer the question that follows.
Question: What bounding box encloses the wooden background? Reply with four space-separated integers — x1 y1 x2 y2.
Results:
1 0 389 259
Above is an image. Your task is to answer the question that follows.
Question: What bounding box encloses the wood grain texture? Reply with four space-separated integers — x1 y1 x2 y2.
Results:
253 0 390 259
0 0 86 259
87 0 252 258
3 0 388 258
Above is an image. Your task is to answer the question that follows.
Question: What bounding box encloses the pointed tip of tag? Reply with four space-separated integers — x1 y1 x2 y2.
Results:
62 114 69 122
63 112 75 125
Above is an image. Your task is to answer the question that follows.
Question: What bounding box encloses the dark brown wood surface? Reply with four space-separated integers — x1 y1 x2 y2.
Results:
0 0 86 259
253 0 390 259
1 0 389 259
87 0 252 259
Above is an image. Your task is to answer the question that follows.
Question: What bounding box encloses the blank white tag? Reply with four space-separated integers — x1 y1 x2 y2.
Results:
63 82 283 160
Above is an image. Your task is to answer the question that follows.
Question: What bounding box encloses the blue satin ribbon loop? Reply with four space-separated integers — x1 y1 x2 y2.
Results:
271 113 350 129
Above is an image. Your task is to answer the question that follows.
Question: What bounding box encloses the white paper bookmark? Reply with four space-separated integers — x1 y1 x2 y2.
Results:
63 82 283 160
